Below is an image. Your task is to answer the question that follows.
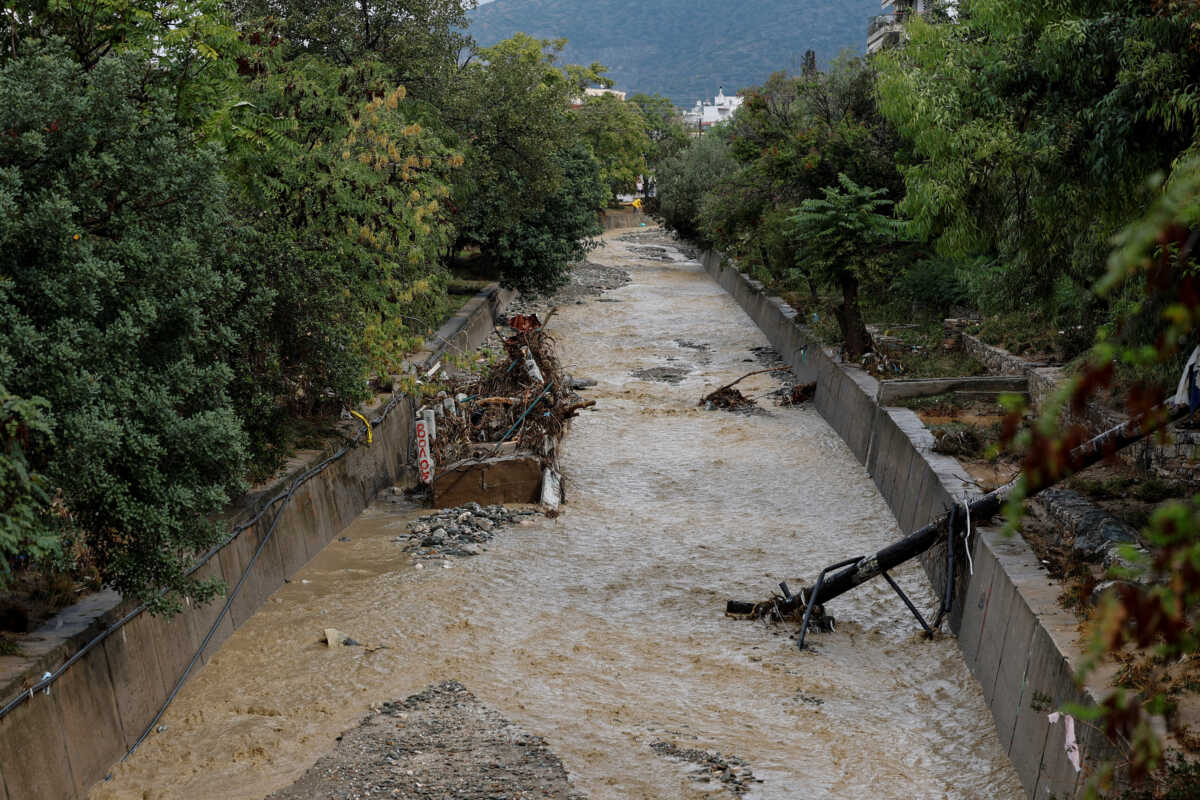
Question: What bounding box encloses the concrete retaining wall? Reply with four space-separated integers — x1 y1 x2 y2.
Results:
600 208 649 230
0 285 512 800
700 250 1121 798
962 332 1200 482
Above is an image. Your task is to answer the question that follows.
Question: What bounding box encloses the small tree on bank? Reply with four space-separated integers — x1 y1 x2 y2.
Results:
788 174 908 361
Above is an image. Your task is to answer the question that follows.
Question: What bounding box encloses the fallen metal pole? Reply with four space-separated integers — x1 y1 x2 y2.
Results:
765 400 1194 616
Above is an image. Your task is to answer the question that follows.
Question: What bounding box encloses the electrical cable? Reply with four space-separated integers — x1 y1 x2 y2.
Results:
0 388 408 724
125 393 409 756
0 288 497 725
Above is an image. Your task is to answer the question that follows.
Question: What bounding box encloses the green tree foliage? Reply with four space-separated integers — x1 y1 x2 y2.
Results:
787 175 910 359
1001 159 1200 795
491 142 607 295
628 92 688 171
229 0 474 101
223 53 459 429
698 60 903 283
875 0 1200 333
445 34 607 293
653 131 737 246
0 43 251 607
0 389 57 584
0 0 613 607
572 92 650 201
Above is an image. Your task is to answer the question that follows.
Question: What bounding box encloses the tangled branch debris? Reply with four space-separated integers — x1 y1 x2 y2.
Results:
421 311 594 505
699 367 805 411
724 589 836 634
781 382 817 406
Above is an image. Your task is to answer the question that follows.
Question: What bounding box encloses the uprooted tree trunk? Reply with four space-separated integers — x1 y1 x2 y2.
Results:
834 270 873 361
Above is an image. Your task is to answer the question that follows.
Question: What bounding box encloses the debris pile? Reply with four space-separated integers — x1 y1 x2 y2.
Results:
699 366 795 413
398 503 536 559
650 741 761 796
725 589 837 635
266 681 578 800
932 426 982 456
781 382 817 406
417 312 594 507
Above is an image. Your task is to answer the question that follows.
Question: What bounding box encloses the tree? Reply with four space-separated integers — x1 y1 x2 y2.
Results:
787 175 909 360
444 35 608 293
228 0 473 102
654 131 737 246
800 49 817 78
696 59 904 284
491 142 606 295
989 157 1200 797
224 55 460 417
0 43 252 608
874 0 1200 336
628 92 688 169
573 92 650 201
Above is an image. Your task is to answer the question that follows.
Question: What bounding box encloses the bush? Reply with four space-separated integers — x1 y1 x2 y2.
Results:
0 388 57 585
0 43 250 609
655 132 736 245
892 258 969 316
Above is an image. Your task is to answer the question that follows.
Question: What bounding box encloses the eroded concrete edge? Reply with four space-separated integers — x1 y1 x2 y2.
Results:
700 249 1107 799
0 285 514 800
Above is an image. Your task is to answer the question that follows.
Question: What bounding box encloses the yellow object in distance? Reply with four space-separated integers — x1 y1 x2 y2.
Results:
348 410 372 445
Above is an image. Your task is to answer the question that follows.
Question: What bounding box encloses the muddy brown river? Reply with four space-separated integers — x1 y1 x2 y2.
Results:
94 231 1024 799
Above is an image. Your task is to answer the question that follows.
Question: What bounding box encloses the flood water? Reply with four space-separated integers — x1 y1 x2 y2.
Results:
94 231 1023 799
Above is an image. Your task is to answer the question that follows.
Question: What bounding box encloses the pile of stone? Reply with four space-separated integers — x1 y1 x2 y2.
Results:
650 741 760 796
398 503 536 559
266 681 579 800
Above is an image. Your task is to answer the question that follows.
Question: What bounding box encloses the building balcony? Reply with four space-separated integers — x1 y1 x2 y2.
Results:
867 13 904 53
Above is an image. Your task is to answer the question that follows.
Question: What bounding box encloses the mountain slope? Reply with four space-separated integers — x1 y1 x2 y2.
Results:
468 0 878 106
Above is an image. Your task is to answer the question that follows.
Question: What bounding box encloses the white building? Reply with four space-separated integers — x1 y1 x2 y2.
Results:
584 87 626 101
569 87 628 108
868 0 954 54
682 87 744 131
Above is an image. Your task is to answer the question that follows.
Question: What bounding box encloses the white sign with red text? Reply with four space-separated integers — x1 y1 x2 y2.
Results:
415 416 434 483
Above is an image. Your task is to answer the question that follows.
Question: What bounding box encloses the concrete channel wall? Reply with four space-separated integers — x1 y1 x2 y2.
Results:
0 285 513 800
600 208 649 230
700 250 1124 799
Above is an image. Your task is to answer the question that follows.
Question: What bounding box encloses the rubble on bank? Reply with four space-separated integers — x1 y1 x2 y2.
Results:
396 502 537 559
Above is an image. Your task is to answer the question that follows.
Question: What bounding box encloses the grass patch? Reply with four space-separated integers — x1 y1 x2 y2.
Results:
1066 475 1190 504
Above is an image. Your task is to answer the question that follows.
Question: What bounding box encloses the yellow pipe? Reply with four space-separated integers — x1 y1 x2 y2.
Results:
348 409 372 445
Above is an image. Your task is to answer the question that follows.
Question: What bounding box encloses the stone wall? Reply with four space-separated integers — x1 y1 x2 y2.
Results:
0 285 513 800
962 332 1200 481
700 250 1122 799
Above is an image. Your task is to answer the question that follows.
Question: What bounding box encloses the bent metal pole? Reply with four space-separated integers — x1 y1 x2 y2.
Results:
788 399 1195 613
